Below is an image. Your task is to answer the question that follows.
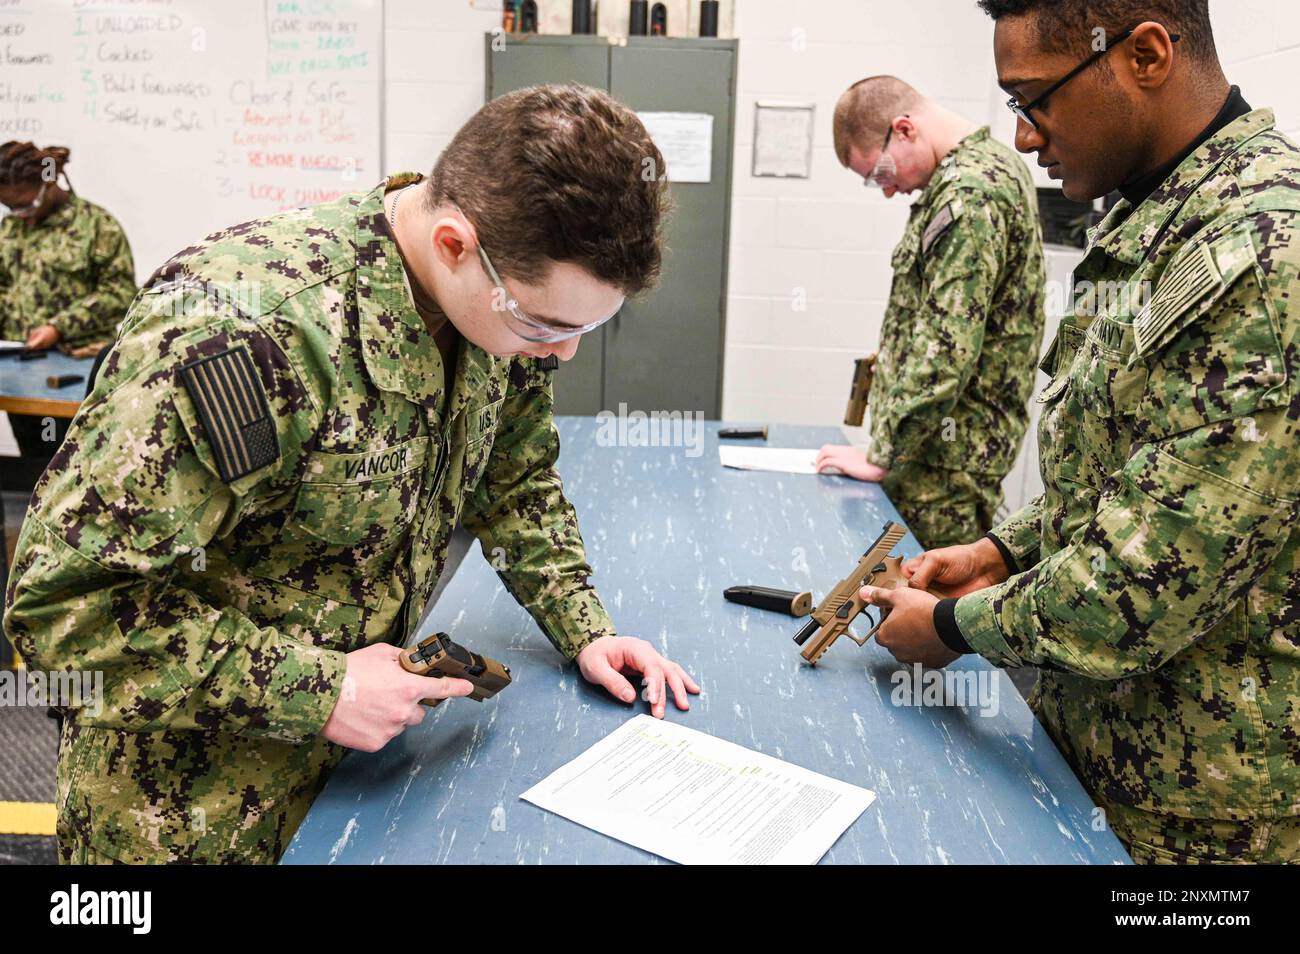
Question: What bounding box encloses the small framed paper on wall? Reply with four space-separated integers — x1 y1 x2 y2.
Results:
752 101 815 179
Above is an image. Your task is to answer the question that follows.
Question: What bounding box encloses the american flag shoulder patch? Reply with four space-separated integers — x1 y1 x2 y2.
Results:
178 346 280 483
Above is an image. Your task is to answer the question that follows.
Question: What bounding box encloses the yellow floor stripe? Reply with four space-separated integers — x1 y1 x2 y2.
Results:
0 801 56 836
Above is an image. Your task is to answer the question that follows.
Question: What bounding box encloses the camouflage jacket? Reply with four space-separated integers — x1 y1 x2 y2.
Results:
955 110 1300 820
867 127 1046 480
3 172 617 863
0 193 136 346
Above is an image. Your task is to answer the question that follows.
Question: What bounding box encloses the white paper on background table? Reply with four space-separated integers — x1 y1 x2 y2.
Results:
719 445 841 475
519 715 876 865
638 111 714 183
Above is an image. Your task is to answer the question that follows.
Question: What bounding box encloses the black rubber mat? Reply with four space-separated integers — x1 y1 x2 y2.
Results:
0 834 56 865
0 704 58 803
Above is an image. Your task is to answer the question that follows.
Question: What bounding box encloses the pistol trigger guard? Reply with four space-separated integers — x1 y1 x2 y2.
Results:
858 607 892 643
844 628 871 647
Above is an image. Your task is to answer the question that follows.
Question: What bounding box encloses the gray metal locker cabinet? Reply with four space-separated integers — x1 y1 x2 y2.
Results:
485 34 736 418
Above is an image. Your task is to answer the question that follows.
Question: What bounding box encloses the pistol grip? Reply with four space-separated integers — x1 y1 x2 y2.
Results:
843 356 875 427
401 648 446 708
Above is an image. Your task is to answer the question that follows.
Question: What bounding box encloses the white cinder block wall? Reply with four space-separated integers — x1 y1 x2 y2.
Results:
1212 1 1300 137
722 0 1011 426
382 1 499 175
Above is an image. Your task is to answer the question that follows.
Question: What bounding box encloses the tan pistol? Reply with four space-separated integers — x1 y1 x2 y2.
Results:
793 521 922 665
399 632 513 707
843 354 876 427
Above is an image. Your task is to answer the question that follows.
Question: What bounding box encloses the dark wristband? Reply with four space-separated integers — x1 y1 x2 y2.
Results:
933 598 973 654
984 531 1018 576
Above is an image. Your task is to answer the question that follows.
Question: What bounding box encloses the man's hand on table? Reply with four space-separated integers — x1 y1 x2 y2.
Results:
814 444 888 482
25 324 59 350
577 635 700 719
861 536 1011 669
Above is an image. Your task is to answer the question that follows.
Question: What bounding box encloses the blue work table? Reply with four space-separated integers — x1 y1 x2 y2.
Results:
283 420 1131 865
0 348 94 418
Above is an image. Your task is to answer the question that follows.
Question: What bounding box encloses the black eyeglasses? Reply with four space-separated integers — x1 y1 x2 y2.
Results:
1006 28 1180 129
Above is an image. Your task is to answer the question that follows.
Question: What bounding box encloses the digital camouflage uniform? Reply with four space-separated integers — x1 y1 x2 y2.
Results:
3 172 618 864
0 193 136 346
954 111 1300 863
867 127 1046 551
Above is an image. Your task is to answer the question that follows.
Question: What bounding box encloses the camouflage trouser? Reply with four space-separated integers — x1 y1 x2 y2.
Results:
882 461 1003 552
1107 802 1300 864
59 837 122 865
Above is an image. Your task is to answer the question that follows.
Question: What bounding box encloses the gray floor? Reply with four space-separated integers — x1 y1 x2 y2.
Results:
0 834 55 865
0 699 59 866
2 488 59 864
0 705 58 804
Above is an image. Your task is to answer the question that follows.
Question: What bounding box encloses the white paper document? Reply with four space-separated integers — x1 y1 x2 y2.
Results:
519 716 876 865
719 445 831 474
638 111 714 183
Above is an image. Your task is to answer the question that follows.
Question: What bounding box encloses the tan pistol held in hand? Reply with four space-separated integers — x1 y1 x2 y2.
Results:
399 632 513 707
794 521 927 665
843 354 876 427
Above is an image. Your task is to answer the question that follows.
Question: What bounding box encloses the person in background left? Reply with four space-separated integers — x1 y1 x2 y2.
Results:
0 141 136 351
0 141 136 469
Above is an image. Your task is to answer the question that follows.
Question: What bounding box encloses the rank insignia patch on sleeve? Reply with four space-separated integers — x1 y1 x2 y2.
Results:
922 201 961 256
178 346 280 483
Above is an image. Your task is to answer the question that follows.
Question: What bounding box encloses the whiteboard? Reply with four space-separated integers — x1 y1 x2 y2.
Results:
0 0 383 281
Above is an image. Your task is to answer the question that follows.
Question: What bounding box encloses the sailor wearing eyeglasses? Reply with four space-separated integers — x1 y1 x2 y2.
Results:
816 76 1047 553
4 85 700 864
863 1 1300 865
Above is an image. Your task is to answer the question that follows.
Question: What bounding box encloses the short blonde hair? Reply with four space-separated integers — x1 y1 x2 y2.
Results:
832 76 923 166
